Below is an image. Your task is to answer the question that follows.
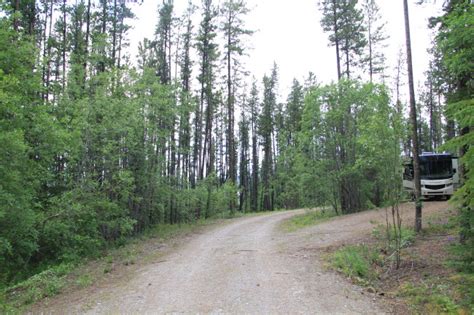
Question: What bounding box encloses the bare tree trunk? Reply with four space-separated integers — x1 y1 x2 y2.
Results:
13 0 20 31
83 0 91 86
62 0 66 91
251 133 258 211
332 0 342 80
112 0 117 67
368 19 373 82
45 0 54 100
428 79 434 151
117 3 125 69
226 16 236 196
404 0 422 232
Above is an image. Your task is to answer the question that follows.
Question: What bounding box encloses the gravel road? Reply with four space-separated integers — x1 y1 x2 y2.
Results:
33 201 448 314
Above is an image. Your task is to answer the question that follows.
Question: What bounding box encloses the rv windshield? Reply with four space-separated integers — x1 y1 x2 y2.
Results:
419 156 453 180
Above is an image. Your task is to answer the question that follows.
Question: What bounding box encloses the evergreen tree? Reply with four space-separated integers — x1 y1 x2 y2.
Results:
320 0 367 79
195 0 219 215
259 64 278 211
220 0 253 211
238 110 250 212
403 0 422 232
155 0 174 84
434 0 473 260
362 0 388 82
177 2 195 188
248 80 260 211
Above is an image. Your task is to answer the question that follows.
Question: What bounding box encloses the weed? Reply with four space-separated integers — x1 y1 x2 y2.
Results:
371 224 415 249
330 244 381 282
105 255 114 264
75 275 93 288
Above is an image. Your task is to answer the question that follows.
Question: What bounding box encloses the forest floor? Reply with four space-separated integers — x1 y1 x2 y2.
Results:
27 202 450 314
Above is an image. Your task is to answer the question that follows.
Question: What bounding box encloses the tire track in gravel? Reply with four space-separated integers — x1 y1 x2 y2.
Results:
32 201 448 314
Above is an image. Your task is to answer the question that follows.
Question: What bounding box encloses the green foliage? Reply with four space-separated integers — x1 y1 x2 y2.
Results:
294 80 400 214
320 0 367 79
436 0 474 274
5 1 470 311
0 16 42 283
444 100 474 271
214 182 238 216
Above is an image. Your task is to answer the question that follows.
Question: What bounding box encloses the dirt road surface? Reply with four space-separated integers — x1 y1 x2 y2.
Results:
32 201 448 314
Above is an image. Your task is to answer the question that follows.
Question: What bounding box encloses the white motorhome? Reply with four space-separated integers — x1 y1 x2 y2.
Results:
403 152 459 200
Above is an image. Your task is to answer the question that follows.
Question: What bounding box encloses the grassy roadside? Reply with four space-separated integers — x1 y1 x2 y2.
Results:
325 208 474 314
0 218 228 313
0 208 286 313
280 207 337 232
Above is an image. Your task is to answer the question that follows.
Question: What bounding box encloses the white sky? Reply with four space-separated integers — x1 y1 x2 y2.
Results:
127 0 444 100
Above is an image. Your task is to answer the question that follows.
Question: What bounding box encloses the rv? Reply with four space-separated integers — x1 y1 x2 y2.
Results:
403 152 459 200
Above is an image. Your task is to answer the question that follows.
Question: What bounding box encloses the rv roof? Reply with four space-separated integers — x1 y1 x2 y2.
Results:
420 152 452 157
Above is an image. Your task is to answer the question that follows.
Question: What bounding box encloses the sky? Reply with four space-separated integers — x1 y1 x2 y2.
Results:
126 0 444 99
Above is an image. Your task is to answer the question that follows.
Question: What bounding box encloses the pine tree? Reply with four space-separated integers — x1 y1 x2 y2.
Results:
259 64 278 211
320 0 366 79
220 0 253 211
434 0 473 250
177 2 195 188
248 80 260 211
403 0 422 232
195 0 219 216
155 0 174 84
362 0 388 82
238 110 250 212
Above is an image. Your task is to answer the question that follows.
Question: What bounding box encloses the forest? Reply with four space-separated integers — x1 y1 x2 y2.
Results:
0 0 472 289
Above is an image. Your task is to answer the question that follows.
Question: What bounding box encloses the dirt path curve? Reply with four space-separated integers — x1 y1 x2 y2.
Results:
34 201 448 314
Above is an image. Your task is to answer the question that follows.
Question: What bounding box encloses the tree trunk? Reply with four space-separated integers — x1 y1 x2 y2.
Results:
45 0 53 100
84 0 91 86
404 0 422 232
459 126 470 243
112 0 117 67
13 0 20 31
62 0 66 91
251 134 258 211
332 0 342 80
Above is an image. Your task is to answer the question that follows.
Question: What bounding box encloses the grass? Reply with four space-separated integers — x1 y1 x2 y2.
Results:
281 208 337 232
0 210 270 312
327 206 474 314
0 218 223 312
330 244 382 284
398 280 464 314
3 263 74 311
